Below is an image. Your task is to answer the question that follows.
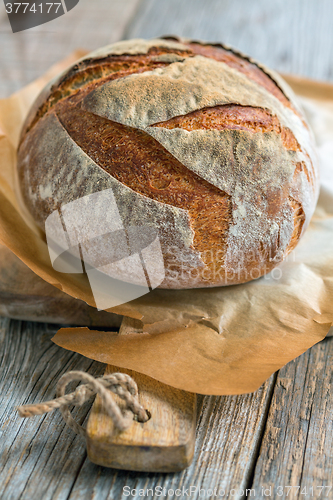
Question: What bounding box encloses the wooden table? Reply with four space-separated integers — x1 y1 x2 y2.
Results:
1 1 333 498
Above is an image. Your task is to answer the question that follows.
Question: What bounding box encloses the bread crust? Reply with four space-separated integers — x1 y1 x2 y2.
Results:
17 37 319 288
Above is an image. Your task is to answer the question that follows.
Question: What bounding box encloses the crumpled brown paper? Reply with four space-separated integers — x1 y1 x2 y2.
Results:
0 54 332 394
0 241 122 326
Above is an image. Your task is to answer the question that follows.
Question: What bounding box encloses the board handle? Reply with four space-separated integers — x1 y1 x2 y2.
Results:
86 317 197 472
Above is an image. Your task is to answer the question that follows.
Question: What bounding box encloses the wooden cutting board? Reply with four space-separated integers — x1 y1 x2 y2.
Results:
0 245 197 471
0 243 121 326
86 317 198 472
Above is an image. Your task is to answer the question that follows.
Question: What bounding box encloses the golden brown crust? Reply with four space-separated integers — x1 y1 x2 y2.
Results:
17 38 319 288
57 105 231 284
184 42 293 108
287 197 306 254
21 46 192 140
22 39 297 140
152 104 302 150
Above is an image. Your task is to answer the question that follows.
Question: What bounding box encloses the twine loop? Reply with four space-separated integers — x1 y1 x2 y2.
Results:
17 370 150 437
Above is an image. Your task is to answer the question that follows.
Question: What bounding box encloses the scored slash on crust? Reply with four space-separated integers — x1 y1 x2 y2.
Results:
17 37 319 289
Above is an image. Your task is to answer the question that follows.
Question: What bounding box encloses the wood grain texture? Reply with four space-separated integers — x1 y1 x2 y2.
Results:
0 0 141 97
68 376 276 500
0 244 122 326
86 317 197 472
125 0 333 82
0 317 106 500
86 365 197 472
1 0 333 497
252 337 333 496
0 316 277 499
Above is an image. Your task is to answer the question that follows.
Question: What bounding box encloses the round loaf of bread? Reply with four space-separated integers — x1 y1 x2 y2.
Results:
17 37 319 289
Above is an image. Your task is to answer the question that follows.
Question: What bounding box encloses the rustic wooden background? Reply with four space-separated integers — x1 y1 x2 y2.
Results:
1 0 333 499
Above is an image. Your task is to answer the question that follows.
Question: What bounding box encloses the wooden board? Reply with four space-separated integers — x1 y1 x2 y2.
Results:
0 243 122 326
86 365 197 472
252 337 333 494
0 317 277 498
86 317 197 472
0 318 105 500
0 0 141 97
1 0 333 497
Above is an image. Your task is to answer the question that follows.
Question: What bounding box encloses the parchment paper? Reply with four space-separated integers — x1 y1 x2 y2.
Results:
0 54 332 395
0 242 122 326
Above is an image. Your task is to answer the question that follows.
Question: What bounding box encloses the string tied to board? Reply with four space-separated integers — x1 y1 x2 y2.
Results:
17 370 150 437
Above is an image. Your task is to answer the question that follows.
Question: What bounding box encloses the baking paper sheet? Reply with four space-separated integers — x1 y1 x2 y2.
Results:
0 54 332 394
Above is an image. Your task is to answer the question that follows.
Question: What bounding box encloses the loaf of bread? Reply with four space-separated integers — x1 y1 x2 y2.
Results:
17 37 319 289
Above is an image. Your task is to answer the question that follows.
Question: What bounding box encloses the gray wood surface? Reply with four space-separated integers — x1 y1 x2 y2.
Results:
126 0 333 82
0 244 122 326
0 0 141 97
0 318 105 500
0 317 277 500
1 0 333 498
252 337 333 496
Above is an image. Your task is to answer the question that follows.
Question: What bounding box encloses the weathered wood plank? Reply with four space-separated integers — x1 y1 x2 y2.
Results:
1 0 333 497
252 337 333 496
0 317 106 500
125 0 333 82
67 376 275 500
86 365 197 473
0 244 122 326
0 0 141 97
0 315 276 500
66 0 333 495
86 318 197 473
